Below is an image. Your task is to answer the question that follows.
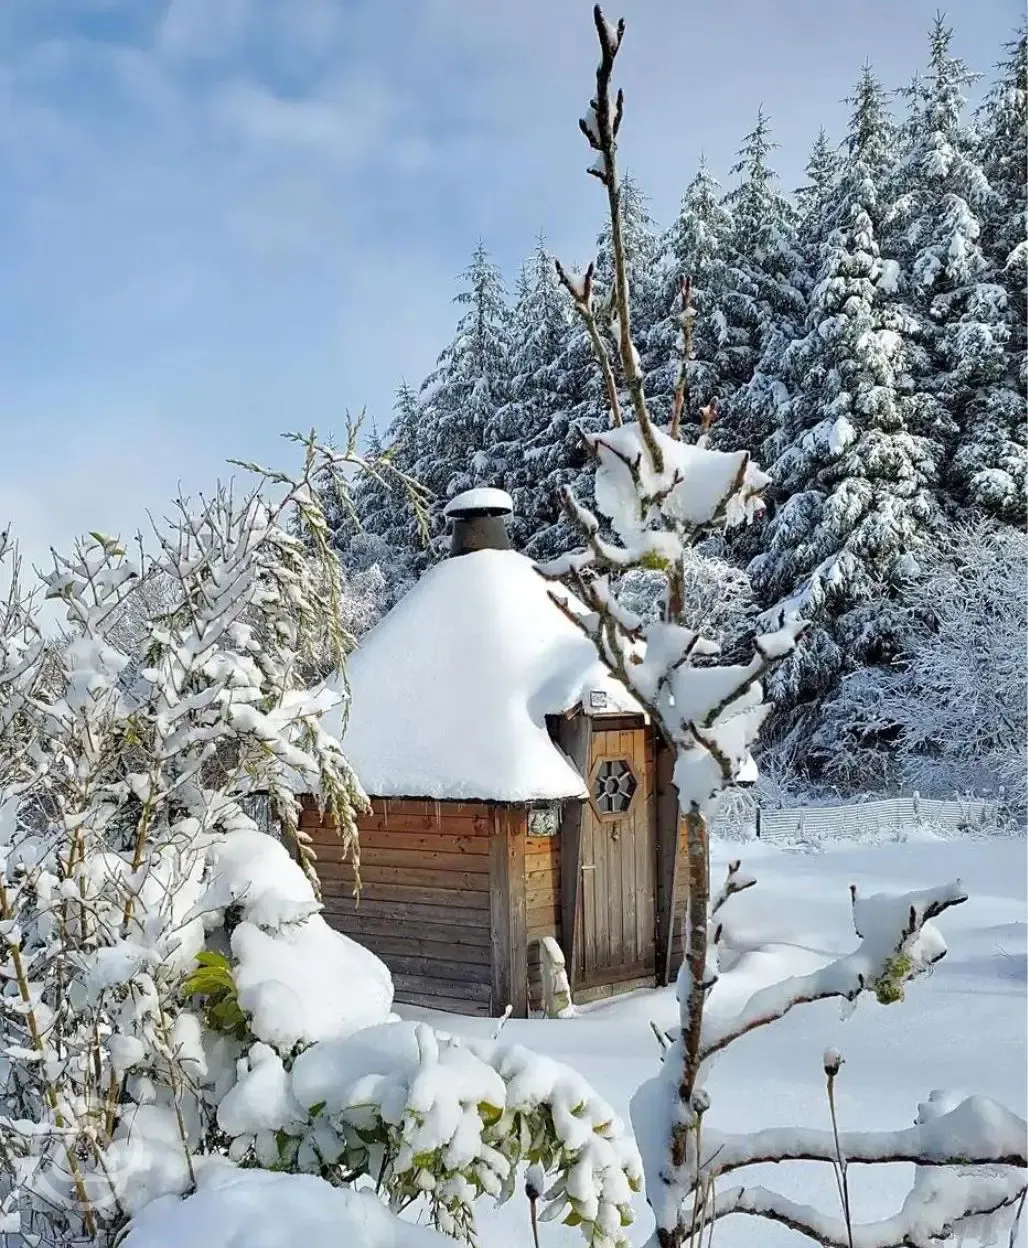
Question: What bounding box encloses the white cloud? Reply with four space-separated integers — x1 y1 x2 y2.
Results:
213 80 351 150
157 0 250 60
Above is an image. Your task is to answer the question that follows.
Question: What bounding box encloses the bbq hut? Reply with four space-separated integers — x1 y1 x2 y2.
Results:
302 489 693 1016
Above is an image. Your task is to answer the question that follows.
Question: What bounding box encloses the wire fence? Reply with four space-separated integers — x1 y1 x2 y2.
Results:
711 795 1007 844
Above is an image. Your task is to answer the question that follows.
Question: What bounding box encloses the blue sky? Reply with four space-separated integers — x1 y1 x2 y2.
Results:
0 0 1020 571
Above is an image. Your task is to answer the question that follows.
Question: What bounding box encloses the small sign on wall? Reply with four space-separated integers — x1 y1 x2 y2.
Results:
588 689 608 710
528 806 560 838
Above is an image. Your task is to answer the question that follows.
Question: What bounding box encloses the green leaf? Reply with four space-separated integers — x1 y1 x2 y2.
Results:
478 1101 503 1126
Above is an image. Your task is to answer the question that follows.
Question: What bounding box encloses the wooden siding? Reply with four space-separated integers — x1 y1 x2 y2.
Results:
525 831 562 1012
305 798 496 1016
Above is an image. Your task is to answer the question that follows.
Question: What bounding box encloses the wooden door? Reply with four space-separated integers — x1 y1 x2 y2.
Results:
572 719 656 992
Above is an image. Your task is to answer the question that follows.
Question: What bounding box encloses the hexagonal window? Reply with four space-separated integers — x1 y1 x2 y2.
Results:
592 758 637 817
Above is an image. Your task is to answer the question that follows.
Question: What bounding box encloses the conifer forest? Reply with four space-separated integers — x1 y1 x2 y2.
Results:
326 17 1027 809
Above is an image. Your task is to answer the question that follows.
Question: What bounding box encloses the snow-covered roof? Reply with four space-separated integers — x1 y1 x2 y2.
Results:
323 549 640 802
444 488 513 517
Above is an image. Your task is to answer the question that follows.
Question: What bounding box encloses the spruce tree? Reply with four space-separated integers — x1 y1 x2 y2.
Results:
715 108 806 456
520 185 661 561
958 26 1028 522
334 385 425 609
795 126 843 283
413 241 512 549
484 236 575 549
891 18 1023 521
594 174 661 330
752 63 943 736
643 160 734 432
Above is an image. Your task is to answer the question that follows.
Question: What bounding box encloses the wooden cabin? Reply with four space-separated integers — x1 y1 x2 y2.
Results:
304 489 691 1017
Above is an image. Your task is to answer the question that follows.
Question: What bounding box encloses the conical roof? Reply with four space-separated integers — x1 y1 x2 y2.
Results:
324 549 639 802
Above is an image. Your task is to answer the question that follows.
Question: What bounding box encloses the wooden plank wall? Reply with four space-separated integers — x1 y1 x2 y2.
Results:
489 807 528 1018
525 831 561 1012
304 798 495 1016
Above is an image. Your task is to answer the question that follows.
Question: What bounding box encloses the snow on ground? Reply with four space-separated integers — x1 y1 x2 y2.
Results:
400 836 1027 1247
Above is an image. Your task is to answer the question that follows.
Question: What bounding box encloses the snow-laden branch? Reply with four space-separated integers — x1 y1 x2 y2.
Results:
703 1094 1028 1176
700 879 968 1058
704 1169 1026 1248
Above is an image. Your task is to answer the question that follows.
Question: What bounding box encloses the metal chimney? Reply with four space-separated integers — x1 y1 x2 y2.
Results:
444 488 514 557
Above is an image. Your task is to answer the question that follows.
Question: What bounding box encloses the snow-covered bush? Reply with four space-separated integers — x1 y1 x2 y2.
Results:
0 433 400 1243
217 1021 640 1243
868 520 1024 812
542 11 1027 1245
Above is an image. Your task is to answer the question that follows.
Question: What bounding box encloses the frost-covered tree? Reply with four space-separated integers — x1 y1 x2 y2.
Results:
714 108 805 456
819 520 1028 808
616 539 754 644
0 435 386 1242
643 162 735 433
795 125 843 280
891 18 1025 522
483 237 576 550
415 241 512 524
957 25 1028 523
752 62 943 734
543 14 1026 1247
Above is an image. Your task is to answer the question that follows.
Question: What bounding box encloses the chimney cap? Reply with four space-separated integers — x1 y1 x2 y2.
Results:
444 487 514 519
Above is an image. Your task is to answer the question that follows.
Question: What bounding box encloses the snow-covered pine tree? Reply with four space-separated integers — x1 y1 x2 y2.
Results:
959 25 1028 522
483 236 575 551
643 160 735 433
320 387 428 616
519 321 609 561
751 61 945 762
890 17 1025 522
414 241 513 549
714 108 806 457
795 126 843 290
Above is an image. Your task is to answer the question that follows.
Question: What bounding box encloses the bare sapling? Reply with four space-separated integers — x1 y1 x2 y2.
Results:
541 8 1028 1247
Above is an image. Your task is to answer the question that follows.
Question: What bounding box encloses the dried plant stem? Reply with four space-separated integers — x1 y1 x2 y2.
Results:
586 6 662 469
826 1070 855 1248
529 1195 541 1248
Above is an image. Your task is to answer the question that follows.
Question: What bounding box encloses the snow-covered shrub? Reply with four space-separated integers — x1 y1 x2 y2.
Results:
543 11 1027 1245
865 520 1025 813
217 1021 640 1244
0 433 411 1243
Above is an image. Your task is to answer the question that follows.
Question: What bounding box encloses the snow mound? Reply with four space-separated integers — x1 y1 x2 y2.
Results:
231 915 394 1049
324 549 639 801
122 1167 447 1248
